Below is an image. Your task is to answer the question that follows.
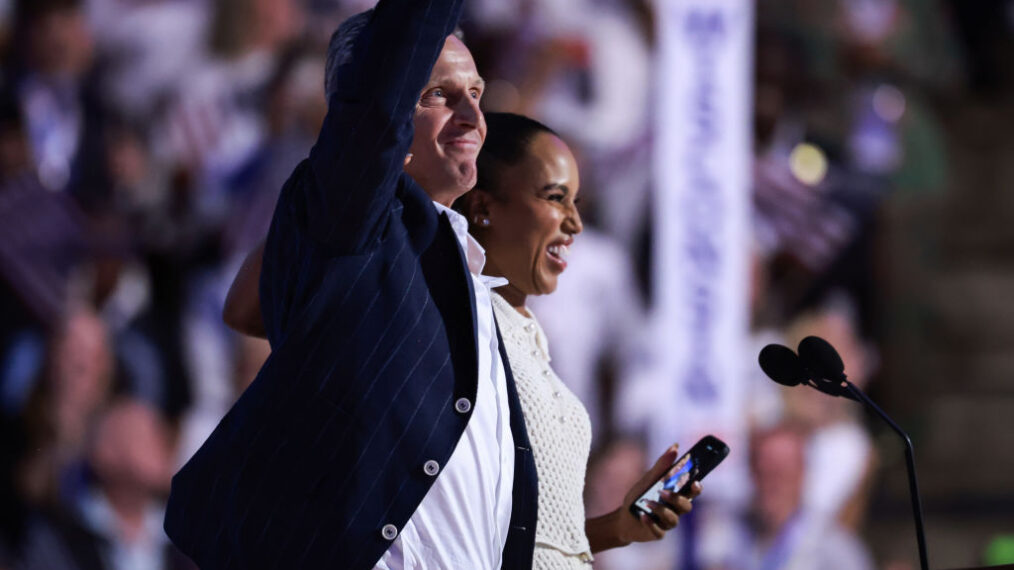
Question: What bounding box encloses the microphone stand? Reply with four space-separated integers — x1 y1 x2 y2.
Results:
839 380 929 570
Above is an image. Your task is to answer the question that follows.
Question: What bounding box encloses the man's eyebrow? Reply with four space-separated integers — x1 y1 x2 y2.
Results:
423 76 485 89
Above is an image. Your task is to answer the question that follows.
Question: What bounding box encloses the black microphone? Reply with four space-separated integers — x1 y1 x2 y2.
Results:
756 337 930 570
797 336 857 401
757 342 854 400
757 344 807 387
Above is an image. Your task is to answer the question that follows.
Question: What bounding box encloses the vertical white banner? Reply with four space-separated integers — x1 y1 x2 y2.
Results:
649 0 753 511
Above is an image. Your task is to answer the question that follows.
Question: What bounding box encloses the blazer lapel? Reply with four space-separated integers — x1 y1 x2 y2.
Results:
419 212 479 398
494 315 538 569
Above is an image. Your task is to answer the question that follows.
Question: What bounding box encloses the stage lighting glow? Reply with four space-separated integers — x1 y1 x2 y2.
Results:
873 84 906 123
789 143 828 186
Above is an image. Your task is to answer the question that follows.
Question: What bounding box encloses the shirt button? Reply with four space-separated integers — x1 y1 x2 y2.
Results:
542 370 551 376
423 460 440 476
455 398 472 414
531 350 539 357
553 391 561 398
381 524 398 540
524 323 535 332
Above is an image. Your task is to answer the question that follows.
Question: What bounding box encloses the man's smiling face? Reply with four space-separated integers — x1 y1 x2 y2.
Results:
405 35 487 206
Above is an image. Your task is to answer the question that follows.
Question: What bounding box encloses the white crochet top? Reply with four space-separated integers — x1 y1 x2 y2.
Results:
491 291 594 568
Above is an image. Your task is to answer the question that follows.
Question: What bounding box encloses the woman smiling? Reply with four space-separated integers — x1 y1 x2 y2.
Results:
456 113 699 569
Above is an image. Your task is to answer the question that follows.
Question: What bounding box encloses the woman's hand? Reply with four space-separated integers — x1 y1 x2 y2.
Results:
586 444 703 552
621 444 702 542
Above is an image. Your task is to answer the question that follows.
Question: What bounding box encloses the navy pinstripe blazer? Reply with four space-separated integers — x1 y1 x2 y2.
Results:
163 1 538 568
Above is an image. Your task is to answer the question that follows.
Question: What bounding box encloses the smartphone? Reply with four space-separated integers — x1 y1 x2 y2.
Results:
629 435 730 519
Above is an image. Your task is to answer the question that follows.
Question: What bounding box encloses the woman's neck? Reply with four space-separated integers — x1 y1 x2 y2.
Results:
493 283 530 318
482 257 531 317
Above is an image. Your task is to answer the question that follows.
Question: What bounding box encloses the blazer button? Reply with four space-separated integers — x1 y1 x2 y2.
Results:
381 524 398 541
423 460 440 476
455 398 472 414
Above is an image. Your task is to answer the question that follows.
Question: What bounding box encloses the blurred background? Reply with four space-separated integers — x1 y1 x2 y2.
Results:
0 0 1011 568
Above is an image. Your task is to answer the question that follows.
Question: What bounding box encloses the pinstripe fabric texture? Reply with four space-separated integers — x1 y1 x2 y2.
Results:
163 1 538 568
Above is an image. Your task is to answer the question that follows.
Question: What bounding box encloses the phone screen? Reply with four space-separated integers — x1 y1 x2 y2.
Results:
632 453 696 513
630 435 729 518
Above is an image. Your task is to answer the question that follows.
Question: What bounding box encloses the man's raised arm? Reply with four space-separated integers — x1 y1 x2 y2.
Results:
301 0 463 253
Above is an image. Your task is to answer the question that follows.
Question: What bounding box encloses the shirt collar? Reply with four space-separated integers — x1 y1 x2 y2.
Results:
432 201 469 243
77 489 168 546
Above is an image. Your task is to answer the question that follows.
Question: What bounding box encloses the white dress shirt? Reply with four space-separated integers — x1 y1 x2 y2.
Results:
78 491 169 570
375 203 514 569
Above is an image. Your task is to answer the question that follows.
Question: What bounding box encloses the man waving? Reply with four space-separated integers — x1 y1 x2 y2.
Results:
164 2 538 568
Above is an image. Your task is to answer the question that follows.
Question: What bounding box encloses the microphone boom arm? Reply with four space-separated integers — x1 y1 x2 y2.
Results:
842 380 929 570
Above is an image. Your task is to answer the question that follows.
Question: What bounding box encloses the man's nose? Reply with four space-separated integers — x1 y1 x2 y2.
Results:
452 94 481 129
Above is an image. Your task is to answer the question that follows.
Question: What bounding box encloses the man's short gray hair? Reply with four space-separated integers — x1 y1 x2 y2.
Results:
324 10 374 100
324 10 465 100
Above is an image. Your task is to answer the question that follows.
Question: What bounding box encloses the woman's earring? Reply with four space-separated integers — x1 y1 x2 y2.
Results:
481 218 490 226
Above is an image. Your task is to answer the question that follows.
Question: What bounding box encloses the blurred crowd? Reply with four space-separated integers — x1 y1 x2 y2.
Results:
0 0 1010 568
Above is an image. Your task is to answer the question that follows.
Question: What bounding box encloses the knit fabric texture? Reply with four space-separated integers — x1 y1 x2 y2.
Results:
492 291 594 568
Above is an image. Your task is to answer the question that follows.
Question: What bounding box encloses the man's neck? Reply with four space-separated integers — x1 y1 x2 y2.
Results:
101 486 150 543
426 187 468 209
757 503 800 543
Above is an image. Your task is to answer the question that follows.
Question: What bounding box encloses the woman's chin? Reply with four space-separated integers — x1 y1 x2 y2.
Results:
533 276 559 296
